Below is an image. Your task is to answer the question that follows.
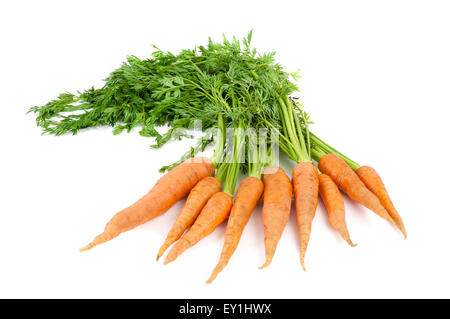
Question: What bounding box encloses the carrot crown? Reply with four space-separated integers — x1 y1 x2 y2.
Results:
309 133 360 171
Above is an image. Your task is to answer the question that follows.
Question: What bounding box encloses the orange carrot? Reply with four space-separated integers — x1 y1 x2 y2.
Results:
319 173 356 247
259 166 292 269
163 192 232 264
318 154 394 225
80 157 215 251
206 176 264 284
292 162 319 271
356 166 406 238
157 176 221 260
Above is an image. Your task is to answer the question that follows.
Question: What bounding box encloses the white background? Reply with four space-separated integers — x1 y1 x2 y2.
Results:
1 0 449 299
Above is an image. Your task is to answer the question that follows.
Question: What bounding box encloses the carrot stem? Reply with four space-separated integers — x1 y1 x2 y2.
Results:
277 95 310 163
210 114 226 167
221 121 245 196
260 117 299 161
311 147 326 163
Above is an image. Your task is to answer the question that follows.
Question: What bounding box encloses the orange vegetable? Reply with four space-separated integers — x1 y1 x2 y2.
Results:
259 167 292 269
163 192 233 264
356 166 406 238
292 162 319 271
319 173 356 246
157 176 221 260
318 154 394 225
80 157 215 251
206 176 264 284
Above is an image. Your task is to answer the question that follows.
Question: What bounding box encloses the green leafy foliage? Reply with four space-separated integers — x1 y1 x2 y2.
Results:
29 31 304 174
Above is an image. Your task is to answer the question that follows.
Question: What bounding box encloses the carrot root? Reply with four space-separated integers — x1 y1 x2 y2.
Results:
206 176 264 284
156 176 221 261
163 192 232 265
319 173 356 247
356 166 406 239
80 157 215 251
259 166 292 269
292 162 319 272
318 154 395 226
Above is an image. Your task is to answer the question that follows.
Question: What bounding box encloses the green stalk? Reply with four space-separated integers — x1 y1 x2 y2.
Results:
277 96 301 157
303 114 311 160
311 147 326 163
247 129 263 179
215 162 228 185
284 96 300 147
292 105 308 161
260 118 299 162
221 121 245 196
210 114 226 166
266 137 277 168
277 96 310 163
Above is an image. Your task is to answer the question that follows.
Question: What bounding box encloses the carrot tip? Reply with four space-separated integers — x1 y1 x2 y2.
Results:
391 220 407 239
300 258 307 272
344 237 357 247
400 229 407 239
79 243 94 252
206 270 219 284
258 260 271 270
157 244 169 262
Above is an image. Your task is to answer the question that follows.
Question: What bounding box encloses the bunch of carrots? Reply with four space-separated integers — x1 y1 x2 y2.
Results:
30 32 405 283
